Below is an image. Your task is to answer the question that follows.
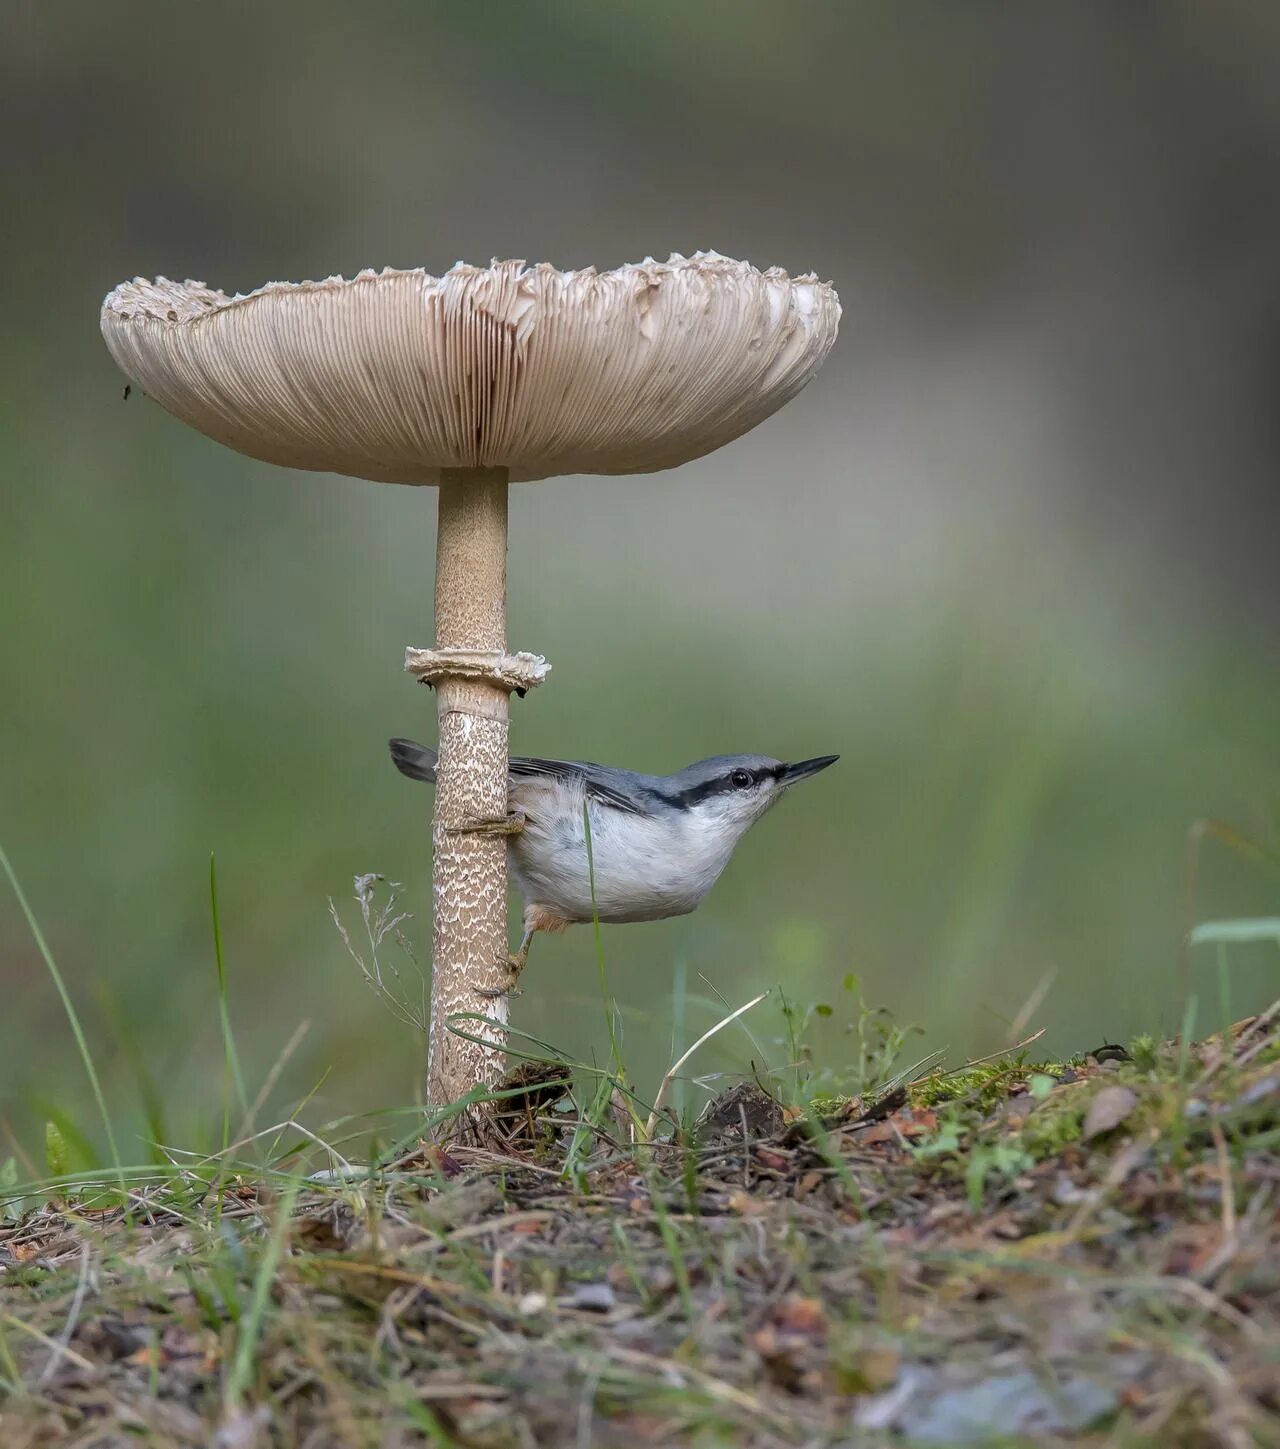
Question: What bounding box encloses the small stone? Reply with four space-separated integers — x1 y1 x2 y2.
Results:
1083 1085 1138 1140
567 1282 615 1313
215 1406 271 1449
858 1368 1118 1442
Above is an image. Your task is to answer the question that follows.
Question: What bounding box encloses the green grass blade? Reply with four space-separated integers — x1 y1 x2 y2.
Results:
1189 917 1280 948
0 842 124 1198
224 1172 302 1412
582 805 624 1078
92 982 168 1162
0 1313 23 1395
671 956 688 1123
210 855 249 1149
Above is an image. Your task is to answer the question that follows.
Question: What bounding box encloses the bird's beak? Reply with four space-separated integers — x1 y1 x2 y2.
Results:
781 755 839 785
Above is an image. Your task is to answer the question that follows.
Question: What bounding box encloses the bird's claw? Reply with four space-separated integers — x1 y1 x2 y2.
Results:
471 943 531 1000
446 810 526 837
473 981 523 1000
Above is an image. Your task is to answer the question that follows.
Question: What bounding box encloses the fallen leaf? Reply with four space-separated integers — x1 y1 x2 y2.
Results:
855 1107 938 1146
126 1343 163 1371
1083 1086 1139 1141
898 1109 939 1138
773 1295 826 1339
728 1191 769 1217
751 1295 829 1395
855 1121 897 1146
421 1145 463 1177
749 1323 780 1357
795 1170 822 1199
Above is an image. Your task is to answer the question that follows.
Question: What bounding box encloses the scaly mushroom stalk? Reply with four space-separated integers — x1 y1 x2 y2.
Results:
429 468 511 1102
99 253 840 1120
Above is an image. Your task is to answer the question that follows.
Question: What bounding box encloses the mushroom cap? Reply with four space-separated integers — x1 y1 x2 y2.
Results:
101 253 839 485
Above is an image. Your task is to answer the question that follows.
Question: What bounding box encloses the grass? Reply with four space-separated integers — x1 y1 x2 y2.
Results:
0 845 124 1203
223 1172 302 1418
0 1005 1276 1445
3 863 1280 1444
210 855 249 1154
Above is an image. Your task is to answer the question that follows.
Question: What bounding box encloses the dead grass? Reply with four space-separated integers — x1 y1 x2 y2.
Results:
2 1008 1279 1448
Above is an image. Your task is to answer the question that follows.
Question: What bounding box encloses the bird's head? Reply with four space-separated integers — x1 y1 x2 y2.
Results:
664 753 839 841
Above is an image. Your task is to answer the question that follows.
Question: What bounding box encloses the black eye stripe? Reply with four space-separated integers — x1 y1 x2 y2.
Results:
666 766 778 808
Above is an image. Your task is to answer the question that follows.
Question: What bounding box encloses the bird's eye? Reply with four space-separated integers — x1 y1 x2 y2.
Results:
730 769 753 789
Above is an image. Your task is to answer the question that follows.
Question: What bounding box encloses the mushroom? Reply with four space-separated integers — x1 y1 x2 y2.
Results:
101 253 840 1112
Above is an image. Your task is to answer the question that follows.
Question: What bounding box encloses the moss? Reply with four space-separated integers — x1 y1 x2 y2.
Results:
1128 1033 1160 1074
1018 1084 1089 1158
909 1063 1015 1113
1252 1035 1280 1069
909 1059 1074 1116
807 1093 857 1120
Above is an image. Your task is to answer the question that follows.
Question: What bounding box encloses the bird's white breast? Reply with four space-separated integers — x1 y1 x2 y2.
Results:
508 778 740 924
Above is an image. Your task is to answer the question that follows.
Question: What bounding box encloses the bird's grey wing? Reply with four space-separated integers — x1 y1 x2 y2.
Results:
391 740 645 817
508 757 645 816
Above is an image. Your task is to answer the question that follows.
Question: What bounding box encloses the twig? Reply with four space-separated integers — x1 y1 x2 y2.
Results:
575 1365 603 1449
0 1310 95 1375
1005 965 1058 1045
602 1343 787 1429
238 1020 311 1141
644 992 769 1140
1211 1122 1237 1240
962 1027 1047 1070
1230 998 1280 1073
37 1238 91 1387
309 1258 521 1322
186 1119 355 1176
1129 1273 1263 1338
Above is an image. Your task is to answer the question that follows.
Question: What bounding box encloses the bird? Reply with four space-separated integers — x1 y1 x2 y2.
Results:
389 738 838 992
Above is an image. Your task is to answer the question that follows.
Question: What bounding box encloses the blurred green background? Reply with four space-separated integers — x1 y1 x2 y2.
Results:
4 2 1280 1155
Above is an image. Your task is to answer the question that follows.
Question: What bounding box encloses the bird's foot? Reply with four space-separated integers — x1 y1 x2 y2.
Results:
473 980 523 1000
446 810 526 838
472 932 534 1000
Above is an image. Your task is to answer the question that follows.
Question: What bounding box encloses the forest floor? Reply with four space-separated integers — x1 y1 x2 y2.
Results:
1 1001 1278 1448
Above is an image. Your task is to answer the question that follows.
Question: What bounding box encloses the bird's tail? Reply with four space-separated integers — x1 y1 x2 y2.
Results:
388 737 438 784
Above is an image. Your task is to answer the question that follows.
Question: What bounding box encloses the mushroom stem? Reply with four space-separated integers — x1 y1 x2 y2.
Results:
428 467 512 1109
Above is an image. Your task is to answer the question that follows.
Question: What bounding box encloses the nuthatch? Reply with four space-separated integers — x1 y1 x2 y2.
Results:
390 738 838 991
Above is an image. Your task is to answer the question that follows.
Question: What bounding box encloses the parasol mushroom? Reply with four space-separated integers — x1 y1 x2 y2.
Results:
100 252 840 1112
